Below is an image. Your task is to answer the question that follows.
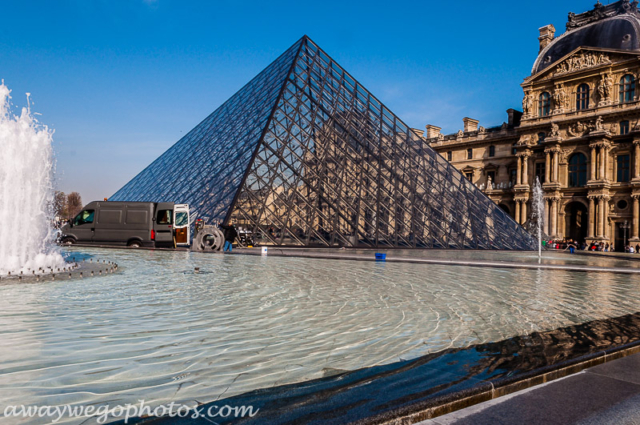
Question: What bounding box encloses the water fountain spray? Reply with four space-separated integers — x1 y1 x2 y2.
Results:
0 81 65 275
531 178 545 261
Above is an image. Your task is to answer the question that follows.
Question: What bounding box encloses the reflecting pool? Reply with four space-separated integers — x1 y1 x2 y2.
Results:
0 248 639 423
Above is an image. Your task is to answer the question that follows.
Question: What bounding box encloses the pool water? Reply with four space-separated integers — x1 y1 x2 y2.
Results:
0 248 639 423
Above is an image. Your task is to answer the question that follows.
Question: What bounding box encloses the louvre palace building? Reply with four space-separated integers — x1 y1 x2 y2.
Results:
427 0 640 250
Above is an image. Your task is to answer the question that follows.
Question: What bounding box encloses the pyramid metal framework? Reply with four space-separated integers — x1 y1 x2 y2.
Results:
111 36 537 250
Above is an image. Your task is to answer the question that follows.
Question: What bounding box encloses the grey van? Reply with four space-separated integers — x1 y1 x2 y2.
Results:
60 201 190 248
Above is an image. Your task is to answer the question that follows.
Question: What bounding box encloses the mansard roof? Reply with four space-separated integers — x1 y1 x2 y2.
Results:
533 0 640 75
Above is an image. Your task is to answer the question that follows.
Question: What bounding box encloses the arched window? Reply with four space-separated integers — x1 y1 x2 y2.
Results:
539 92 551 117
537 132 546 144
576 84 590 110
620 74 636 103
568 153 588 187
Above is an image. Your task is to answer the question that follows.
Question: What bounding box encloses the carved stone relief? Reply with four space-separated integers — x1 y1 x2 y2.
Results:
555 52 611 75
567 120 592 138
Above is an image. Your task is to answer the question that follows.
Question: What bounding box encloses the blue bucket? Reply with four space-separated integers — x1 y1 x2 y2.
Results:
375 253 386 261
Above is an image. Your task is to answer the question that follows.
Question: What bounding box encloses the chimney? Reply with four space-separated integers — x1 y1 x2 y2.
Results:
426 124 442 139
463 117 479 133
538 24 556 52
412 128 425 138
506 109 523 127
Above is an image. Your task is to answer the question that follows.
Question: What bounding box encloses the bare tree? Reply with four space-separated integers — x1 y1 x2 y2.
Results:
66 192 83 221
53 191 67 220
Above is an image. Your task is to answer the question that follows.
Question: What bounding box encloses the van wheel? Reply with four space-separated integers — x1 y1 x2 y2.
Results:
128 241 142 248
61 237 75 245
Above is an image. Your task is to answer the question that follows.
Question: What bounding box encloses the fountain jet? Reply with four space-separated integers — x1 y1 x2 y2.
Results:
0 82 65 275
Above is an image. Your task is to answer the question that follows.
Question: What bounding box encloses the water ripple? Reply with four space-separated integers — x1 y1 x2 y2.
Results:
0 248 639 424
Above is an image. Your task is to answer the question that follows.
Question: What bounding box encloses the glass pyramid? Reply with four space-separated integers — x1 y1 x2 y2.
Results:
111 36 537 250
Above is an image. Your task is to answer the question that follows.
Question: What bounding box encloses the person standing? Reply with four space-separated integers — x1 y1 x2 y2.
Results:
220 222 238 252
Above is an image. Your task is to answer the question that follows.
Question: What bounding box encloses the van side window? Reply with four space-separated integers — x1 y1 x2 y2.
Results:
156 210 173 225
74 210 95 226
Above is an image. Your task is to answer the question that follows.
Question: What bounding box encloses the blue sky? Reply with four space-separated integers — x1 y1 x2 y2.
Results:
2 0 588 202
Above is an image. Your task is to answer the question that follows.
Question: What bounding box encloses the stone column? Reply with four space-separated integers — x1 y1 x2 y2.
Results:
588 197 595 238
521 200 528 224
551 198 558 237
515 200 521 224
553 151 560 183
545 151 551 183
590 145 597 181
516 156 522 186
543 199 550 235
635 141 640 179
598 197 605 238
599 145 606 181
633 195 640 240
603 146 609 181
522 155 529 186
603 196 610 240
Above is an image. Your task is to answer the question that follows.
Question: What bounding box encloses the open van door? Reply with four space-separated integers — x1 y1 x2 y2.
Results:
174 204 190 246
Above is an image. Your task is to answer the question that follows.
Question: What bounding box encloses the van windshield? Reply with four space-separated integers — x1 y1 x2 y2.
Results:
156 210 173 225
175 212 188 226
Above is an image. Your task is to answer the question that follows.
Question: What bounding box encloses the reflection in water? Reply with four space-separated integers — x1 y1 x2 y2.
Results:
176 311 640 425
0 247 639 424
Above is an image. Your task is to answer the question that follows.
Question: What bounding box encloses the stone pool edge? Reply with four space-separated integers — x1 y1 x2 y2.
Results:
365 340 640 425
232 248 640 275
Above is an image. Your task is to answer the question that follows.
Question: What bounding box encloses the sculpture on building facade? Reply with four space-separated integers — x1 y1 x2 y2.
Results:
550 122 560 137
517 135 530 146
522 91 534 116
598 73 613 104
594 115 605 132
552 85 567 112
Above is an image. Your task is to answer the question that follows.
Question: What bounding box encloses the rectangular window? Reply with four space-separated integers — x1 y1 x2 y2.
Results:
489 146 495 157
465 172 473 181
447 151 452 161
467 148 473 160
156 209 173 225
576 84 590 111
510 169 517 186
512 146 517 155
539 93 551 117
620 121 630 135
535 162 546 184
618 154 631 182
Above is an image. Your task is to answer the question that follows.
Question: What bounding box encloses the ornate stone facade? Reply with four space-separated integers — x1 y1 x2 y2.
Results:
426 0 640 251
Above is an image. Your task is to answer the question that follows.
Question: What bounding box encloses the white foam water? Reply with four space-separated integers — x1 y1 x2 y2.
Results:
0 82 65 275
